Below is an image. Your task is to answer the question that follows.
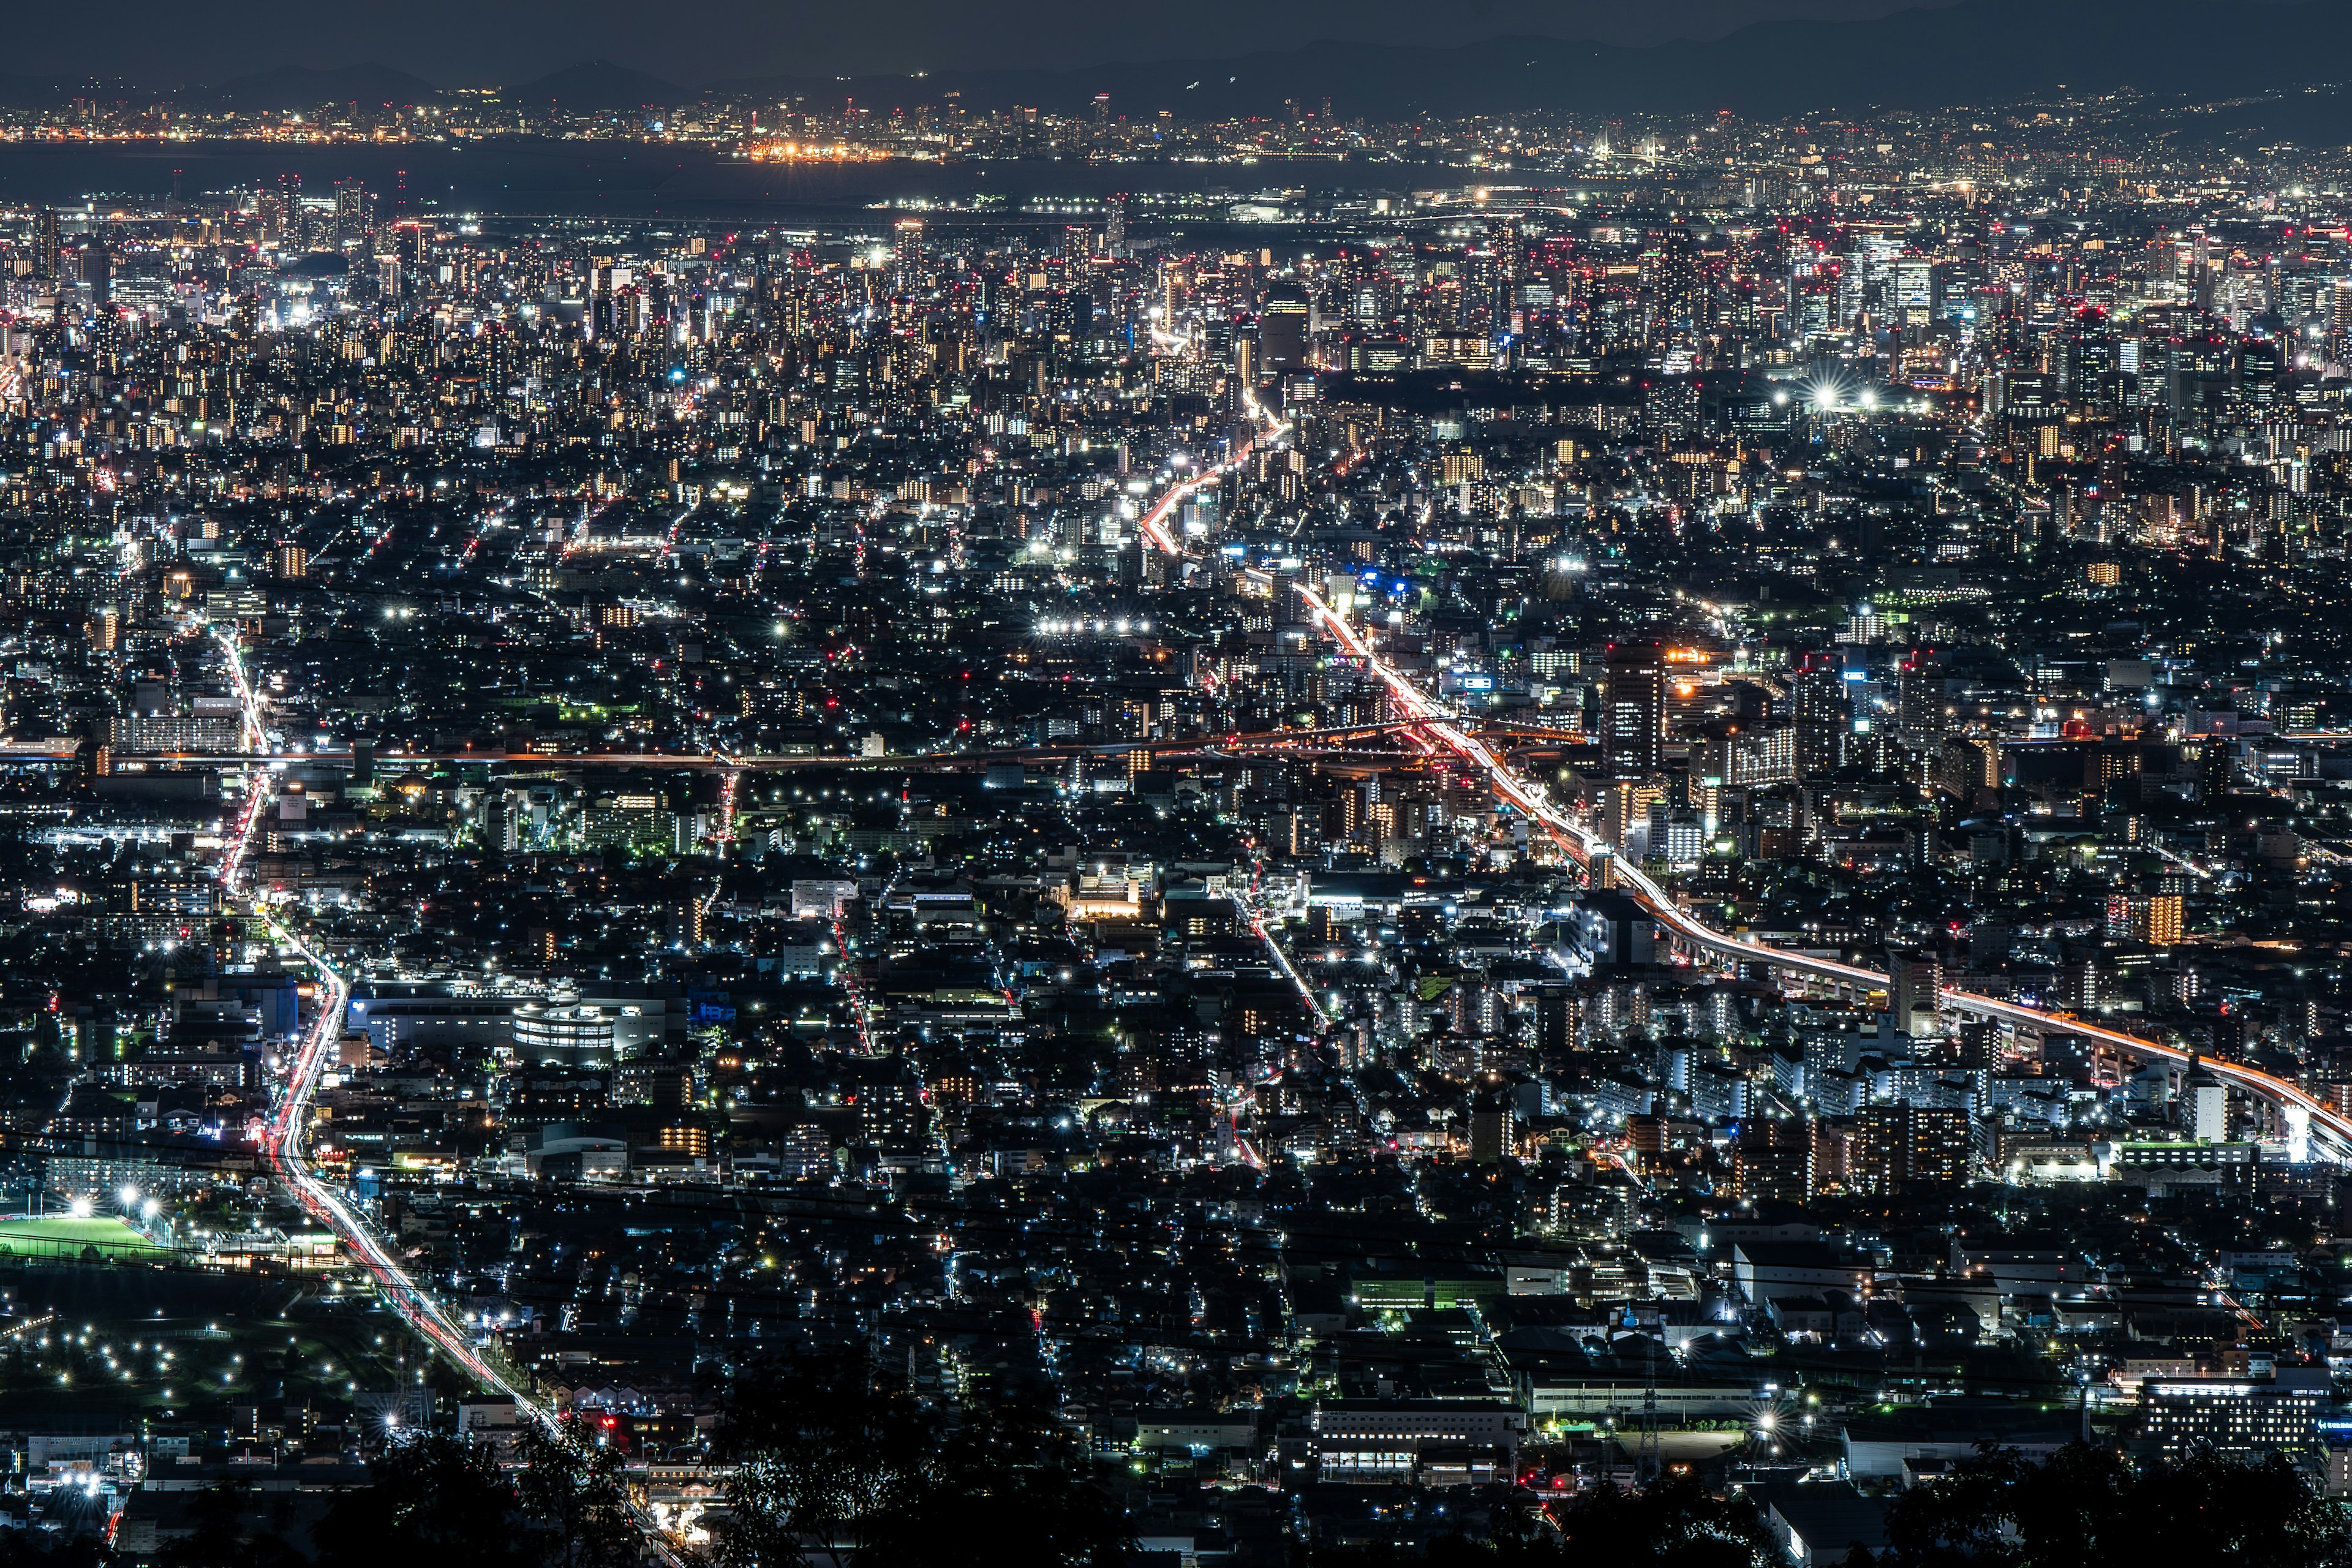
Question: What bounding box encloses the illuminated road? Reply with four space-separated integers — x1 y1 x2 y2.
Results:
1288 584 2352 1164
209 632 685 1561
1131 382 1291 555
1136 459 1232 557
213 628 273 890
111 723 1413 773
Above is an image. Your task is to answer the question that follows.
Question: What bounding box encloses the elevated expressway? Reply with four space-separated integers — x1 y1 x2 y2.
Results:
1287 586 2352 1166
96 723 1422 773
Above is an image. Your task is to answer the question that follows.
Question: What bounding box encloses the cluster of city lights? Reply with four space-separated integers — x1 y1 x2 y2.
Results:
1036 618 1152 635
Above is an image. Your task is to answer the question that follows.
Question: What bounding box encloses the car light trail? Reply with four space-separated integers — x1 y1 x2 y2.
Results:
216 612 687 1564
1291 582 2352 1164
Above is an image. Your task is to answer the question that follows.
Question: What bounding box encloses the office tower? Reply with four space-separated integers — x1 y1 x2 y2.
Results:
1603 640 1666 776
335 181 369 243
1261 287 1310 371
78 235 108 304
31 208 58 281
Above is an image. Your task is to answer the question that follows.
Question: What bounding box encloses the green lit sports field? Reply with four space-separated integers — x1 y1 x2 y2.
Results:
0 1216 167 1259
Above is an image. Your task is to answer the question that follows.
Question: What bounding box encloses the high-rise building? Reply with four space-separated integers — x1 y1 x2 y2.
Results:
2188 1076 2228 1142
334 181 369 243
892 218 923 288
2197 737 2234 800
1789 660 1848 778
1603 641 1667 776
1261 288 1310 371
77 235 108 304
31 208 58 282
1853 1103 1970 1194
1532 985 1581 1063
1733 1117 1816 1202
483 792 519 854
1896 654 1944 744
1886 948 1941 1036
1467 1094 1515 1163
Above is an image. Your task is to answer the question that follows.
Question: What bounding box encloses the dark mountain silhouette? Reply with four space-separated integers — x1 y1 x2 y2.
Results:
205 62 440 108
709 0 2350 122
0 74 144 108
499 59 688 111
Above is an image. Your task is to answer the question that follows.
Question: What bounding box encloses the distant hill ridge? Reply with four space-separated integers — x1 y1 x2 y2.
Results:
707 0 2352 119
0 0 2342 123
497 59 688 111
203 62 440 108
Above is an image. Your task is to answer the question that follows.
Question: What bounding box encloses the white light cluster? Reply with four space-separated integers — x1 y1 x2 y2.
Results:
1036 619 1151 635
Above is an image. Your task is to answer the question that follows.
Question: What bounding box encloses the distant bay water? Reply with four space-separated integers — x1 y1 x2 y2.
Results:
0 140 1454 225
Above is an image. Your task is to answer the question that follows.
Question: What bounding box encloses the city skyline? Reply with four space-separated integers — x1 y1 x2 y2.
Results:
0 10 2351 1565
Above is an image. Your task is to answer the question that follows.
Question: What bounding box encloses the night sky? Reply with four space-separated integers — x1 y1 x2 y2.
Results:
16 0 1958 91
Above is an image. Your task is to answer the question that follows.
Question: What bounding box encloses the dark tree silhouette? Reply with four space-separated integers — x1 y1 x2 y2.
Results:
710 1350 1129 1568
312 1434 529 1568
1298 1469 1777 1567
515 1421 641 1568
1870 1442 2352 1568
156 1482 307 1568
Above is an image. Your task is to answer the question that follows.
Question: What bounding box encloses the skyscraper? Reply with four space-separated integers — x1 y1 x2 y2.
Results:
1260 287 1310 372
892 218 924 290
334 181 370 244
31 208 58 282
1603 640 1667 776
